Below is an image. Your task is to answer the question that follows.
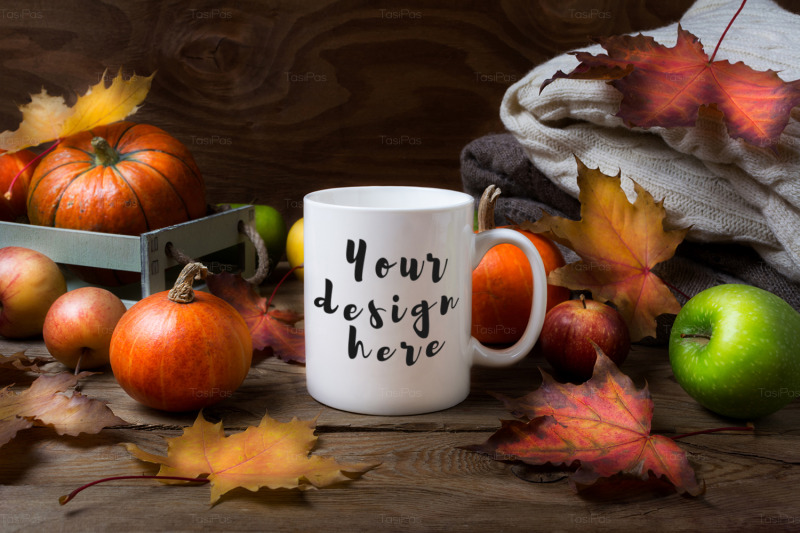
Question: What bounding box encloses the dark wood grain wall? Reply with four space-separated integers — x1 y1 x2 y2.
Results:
0 0 709 225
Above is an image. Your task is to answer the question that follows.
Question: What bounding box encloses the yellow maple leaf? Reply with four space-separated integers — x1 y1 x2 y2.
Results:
0 69 154 153
125 411 378 504
524 156 689 341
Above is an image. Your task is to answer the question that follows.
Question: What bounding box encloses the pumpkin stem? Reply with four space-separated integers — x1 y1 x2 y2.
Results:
168 262 208 303
91 137 120 166
478 185 501 232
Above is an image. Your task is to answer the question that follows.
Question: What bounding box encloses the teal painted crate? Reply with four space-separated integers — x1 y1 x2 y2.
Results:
0 206 256 303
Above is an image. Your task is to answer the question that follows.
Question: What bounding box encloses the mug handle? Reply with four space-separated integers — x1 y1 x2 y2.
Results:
470 228 548 367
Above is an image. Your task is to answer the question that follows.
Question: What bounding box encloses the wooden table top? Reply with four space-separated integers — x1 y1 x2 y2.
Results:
1 268 799 532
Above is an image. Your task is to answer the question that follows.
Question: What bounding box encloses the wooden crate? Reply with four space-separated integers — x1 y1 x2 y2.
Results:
0 206 256 301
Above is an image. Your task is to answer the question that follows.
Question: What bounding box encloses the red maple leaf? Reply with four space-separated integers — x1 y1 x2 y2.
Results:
541 1 800 150
463 346 703 496
206 272 305 364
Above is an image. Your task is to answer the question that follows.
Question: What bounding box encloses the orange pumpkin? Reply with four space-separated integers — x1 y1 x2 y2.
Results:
27 121 206 234
472 186 570 344
109 263 252 412
0 149 39 222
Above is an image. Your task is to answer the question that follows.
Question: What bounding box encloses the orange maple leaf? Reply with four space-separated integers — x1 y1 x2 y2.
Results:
541 17 800 150
206 272 305 363
523 157 688 341
464 347 703 496
125 411 377 504
0 372 127 448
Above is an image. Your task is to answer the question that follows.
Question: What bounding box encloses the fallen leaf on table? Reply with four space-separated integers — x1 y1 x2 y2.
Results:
0 416 33 449
463 346 703 496
206 272 305 363
0 372 127 448
541 22 800 150
125 411 377 505
523 157 689 341
0 351 51 374
0 68 154 153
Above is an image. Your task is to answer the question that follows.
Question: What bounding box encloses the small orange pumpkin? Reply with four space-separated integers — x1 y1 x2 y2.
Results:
27 121 206 234
472 186 570 344
110 263 252 412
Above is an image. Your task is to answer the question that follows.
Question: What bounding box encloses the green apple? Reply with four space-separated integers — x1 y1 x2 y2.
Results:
669 284 800 419
225 203 287 268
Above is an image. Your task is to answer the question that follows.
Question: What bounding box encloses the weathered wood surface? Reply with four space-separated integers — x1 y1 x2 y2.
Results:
0 0 703 227
2 271 800 532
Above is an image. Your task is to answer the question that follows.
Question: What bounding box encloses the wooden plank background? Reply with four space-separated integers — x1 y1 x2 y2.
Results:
0 0 714 229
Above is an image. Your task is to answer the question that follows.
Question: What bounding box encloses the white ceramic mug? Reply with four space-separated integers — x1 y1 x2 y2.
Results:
303 186 547 415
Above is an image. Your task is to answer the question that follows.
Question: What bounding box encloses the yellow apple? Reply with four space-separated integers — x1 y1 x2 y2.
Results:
286 218 304 280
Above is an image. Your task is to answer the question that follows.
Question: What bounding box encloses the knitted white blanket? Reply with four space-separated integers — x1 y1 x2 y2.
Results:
501 0 800 282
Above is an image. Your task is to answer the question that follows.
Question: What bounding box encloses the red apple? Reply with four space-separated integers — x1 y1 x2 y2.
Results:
539 295 630 382
0 246 67 338
43 287 127 370
0 149 39 222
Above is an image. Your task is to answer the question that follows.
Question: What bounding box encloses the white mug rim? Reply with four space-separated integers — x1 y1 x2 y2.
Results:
304 186 473 212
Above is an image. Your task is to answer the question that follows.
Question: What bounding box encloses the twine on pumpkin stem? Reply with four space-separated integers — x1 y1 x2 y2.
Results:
168 262 207 303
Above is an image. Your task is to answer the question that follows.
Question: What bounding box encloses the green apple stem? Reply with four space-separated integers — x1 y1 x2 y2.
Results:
679 333 711 347
59 475 209 505
680 333 711 347
671 424 754 441
3 139 62 201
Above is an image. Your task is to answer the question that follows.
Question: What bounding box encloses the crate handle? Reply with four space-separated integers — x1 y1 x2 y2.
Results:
164 219 271 286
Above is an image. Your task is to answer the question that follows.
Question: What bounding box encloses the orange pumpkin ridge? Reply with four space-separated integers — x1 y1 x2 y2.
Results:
109 263 253 412
471 185 570 345
27 121 206 236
